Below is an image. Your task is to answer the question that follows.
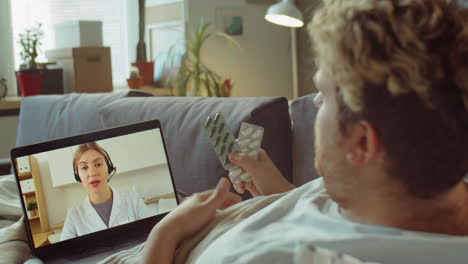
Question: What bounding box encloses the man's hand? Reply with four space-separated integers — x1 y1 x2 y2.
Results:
228 149 295 196
141 178 242 264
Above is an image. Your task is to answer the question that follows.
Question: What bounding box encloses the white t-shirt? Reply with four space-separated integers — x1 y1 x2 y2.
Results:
194 178 468 264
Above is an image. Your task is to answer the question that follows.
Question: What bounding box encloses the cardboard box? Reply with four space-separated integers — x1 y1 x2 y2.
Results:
17 156 31 173
20 179 35 193
45 47 113 93
54 20 103 49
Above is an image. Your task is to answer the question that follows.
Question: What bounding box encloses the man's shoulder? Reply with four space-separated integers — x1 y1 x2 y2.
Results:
293 177 339 215
296 177 327 196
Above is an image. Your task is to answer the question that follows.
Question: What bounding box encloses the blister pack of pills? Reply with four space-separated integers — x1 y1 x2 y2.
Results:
204 113 240 170
228 122 264 182
204 112 264 183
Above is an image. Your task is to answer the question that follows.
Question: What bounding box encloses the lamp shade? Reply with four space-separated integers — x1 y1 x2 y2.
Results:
265 0 304 28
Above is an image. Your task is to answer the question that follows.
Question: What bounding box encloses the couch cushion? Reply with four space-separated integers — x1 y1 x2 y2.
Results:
99 96 292 196
15 90 152 147
290 94 321 186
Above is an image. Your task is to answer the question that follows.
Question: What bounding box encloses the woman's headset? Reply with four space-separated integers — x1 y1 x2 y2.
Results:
74 149 117 182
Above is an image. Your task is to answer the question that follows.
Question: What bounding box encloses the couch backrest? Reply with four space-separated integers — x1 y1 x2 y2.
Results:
99 96 292 197
290 94 321 186
16 93 293 198
15 90 151 147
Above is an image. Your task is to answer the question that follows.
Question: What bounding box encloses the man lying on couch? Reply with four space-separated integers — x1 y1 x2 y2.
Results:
142 0 468 263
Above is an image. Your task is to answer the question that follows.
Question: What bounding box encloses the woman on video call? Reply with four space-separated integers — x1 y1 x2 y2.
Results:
61 142 150 241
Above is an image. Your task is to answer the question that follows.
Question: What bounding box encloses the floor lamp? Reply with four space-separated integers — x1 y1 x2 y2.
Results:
265 0 303 100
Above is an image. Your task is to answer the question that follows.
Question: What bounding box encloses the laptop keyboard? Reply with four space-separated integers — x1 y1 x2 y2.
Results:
64 238 144 261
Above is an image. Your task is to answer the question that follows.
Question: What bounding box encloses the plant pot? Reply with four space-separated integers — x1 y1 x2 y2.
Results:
132 62 154 86
17 70 43 97
27 209 37 218
127 77 144 89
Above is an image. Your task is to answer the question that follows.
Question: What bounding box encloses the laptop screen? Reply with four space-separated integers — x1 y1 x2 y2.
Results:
12 121 178 249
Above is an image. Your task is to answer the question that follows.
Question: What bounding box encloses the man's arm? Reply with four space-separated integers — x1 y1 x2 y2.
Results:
141 178 242 264
141 224 178 264
228 149 295 196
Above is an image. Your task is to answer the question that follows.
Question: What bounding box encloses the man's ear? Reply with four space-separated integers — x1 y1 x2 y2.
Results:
346 121 381 165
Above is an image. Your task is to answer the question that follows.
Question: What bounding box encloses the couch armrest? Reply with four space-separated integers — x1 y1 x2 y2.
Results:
0 158 12 175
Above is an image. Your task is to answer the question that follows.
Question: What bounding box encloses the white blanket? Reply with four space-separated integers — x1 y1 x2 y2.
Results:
0 174 372 264
0 175 32 264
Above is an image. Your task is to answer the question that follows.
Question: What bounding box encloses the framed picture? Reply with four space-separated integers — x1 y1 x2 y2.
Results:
216 7 244 36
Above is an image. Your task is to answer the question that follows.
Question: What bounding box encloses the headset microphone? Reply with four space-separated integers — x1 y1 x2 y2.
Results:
74 149 117 182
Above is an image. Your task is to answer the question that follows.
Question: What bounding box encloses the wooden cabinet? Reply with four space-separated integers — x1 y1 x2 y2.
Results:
17 156 50 247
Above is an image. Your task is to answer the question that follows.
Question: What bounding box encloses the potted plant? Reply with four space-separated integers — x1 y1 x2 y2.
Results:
26 201 37 218
127 66 144 89
17 23 44 97
132 0 154 87
167 20 239 97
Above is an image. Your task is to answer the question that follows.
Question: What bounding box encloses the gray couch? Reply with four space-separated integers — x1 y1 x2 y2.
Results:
1 90 320 196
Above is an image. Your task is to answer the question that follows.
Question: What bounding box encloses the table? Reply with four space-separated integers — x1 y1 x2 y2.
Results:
0 96 21 116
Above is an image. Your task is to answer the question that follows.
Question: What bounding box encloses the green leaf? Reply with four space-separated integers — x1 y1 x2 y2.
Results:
206 69 222 97
204 70 213 97
164 19 240 97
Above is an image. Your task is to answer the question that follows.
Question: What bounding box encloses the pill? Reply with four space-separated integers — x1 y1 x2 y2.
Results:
252 130 263 139
229 167 242 177
228 142 234 153
219 123 225 132
214 113 220 124
205 117 212 128
210 126 216 137
230 174 240 181
215 136 221 146
241 127 253 137
248 141 260 149
237 138 249 147
220 145 226 156
239 172 252 181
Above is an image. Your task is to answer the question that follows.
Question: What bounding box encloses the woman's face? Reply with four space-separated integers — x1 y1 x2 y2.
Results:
76 150 110 194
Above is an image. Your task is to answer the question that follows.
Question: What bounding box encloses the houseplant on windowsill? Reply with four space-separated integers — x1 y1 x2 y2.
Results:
127 66 144 89
132 0 154 87
16 23 44 97
167 21 239 97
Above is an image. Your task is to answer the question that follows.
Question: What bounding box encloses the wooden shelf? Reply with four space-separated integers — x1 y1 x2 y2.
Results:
18 172 33 181
16 156 50 240
33 231 53 248
23 190 36 195
145 193 176 205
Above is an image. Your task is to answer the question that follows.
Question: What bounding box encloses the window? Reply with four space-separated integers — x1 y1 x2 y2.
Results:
11 0 185 89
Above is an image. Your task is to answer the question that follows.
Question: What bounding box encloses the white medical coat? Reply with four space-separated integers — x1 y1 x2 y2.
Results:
61 188 151 241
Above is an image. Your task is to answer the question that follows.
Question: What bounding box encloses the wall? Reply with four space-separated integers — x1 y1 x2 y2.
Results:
296 0 321 97
185 0 294 98
0 0 17 97
146 2 184 24
0 116 19 158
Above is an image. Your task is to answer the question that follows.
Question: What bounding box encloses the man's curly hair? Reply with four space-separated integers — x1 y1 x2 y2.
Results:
309 0 468 199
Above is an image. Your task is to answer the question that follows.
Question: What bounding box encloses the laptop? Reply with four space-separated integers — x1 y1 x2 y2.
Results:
11 120 181 263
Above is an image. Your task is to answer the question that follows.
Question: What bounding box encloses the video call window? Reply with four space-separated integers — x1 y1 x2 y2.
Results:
15 129 177 248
